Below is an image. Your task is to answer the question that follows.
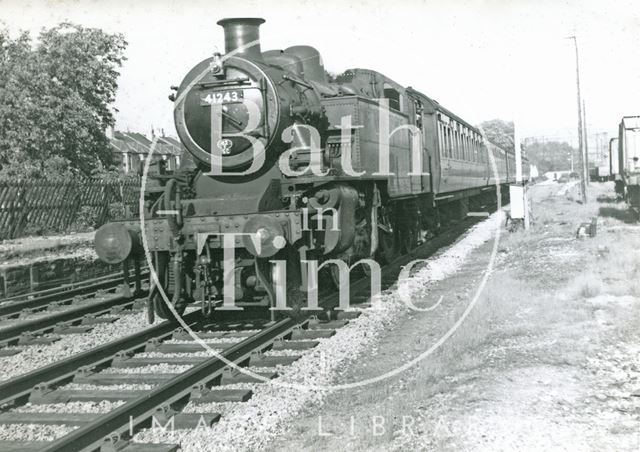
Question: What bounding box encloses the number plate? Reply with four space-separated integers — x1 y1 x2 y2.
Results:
200 89 244 106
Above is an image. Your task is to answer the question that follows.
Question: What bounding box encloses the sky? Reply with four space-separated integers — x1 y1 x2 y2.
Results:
1 0 639 157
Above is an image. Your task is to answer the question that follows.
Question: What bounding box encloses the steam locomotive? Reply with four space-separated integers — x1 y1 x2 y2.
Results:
94 17 526 320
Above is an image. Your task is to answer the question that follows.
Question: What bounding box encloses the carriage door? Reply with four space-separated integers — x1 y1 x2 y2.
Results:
411 98 426 194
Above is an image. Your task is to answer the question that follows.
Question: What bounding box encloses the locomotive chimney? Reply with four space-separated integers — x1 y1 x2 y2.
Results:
217 18 265 60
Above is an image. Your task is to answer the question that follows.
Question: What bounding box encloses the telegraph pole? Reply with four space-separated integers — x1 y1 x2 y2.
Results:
583 99 590 185
568 35 587 203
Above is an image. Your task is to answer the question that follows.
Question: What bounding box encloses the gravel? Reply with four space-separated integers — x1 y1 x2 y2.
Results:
206 383 257 391
0 231 94 254
64 382 158 391
182 401 241 416
0 310 120 331
164 338 243 344
0 231 95 265
0 247 96 271
136 352 214 358
13 400 124 413
0 423 76 442
132 213 501 451
262 349 309 357
101 364 192 374
244 366 286 373
0 310 148 382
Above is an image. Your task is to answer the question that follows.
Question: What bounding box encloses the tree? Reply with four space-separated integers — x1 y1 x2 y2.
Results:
523 140 575 174
0 23 127 177
479 119 514 152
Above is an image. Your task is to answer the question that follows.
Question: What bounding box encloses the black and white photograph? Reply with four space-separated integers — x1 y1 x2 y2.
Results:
0 1 638 450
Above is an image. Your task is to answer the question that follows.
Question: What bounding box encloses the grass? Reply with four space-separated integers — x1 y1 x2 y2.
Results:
274 182 640 452
571 273 604 299
386 181 640 448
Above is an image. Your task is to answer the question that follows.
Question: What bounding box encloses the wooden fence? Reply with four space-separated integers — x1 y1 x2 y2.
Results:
0 178 141 240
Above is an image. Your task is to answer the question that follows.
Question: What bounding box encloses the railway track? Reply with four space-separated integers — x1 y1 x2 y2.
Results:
0 214 491 451
0 311 347 452
0 270 150 320
0 271 150 353
0 291 148 351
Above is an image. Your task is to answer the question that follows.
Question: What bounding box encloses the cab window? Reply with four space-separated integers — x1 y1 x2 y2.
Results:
383 83 401 111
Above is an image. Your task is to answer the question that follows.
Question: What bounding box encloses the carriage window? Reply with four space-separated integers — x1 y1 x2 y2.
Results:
442 126 447 157
383 84 401 111
445 127 450 157
466 134 470 161
453 130 457 158
461 133 469 160
465 136 471 161
463 136 467 161
461 133 466 160
453 130 458 159
443 127 448 157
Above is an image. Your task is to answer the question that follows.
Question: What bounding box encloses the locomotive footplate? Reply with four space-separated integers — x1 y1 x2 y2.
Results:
117 211 304 256
181 211 304 255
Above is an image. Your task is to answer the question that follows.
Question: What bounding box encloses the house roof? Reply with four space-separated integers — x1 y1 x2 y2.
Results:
110 132 184 156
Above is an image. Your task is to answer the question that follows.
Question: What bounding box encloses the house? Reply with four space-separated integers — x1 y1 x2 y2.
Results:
110 132 184 174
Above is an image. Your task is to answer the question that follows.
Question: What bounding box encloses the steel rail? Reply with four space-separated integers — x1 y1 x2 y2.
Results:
0 270 150 319
2 272 123 303
0 290 150 345
0 310 202 406
42 317 300 452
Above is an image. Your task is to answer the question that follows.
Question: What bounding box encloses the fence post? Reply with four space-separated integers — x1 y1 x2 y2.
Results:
98 180 111 226
12 182 29 239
